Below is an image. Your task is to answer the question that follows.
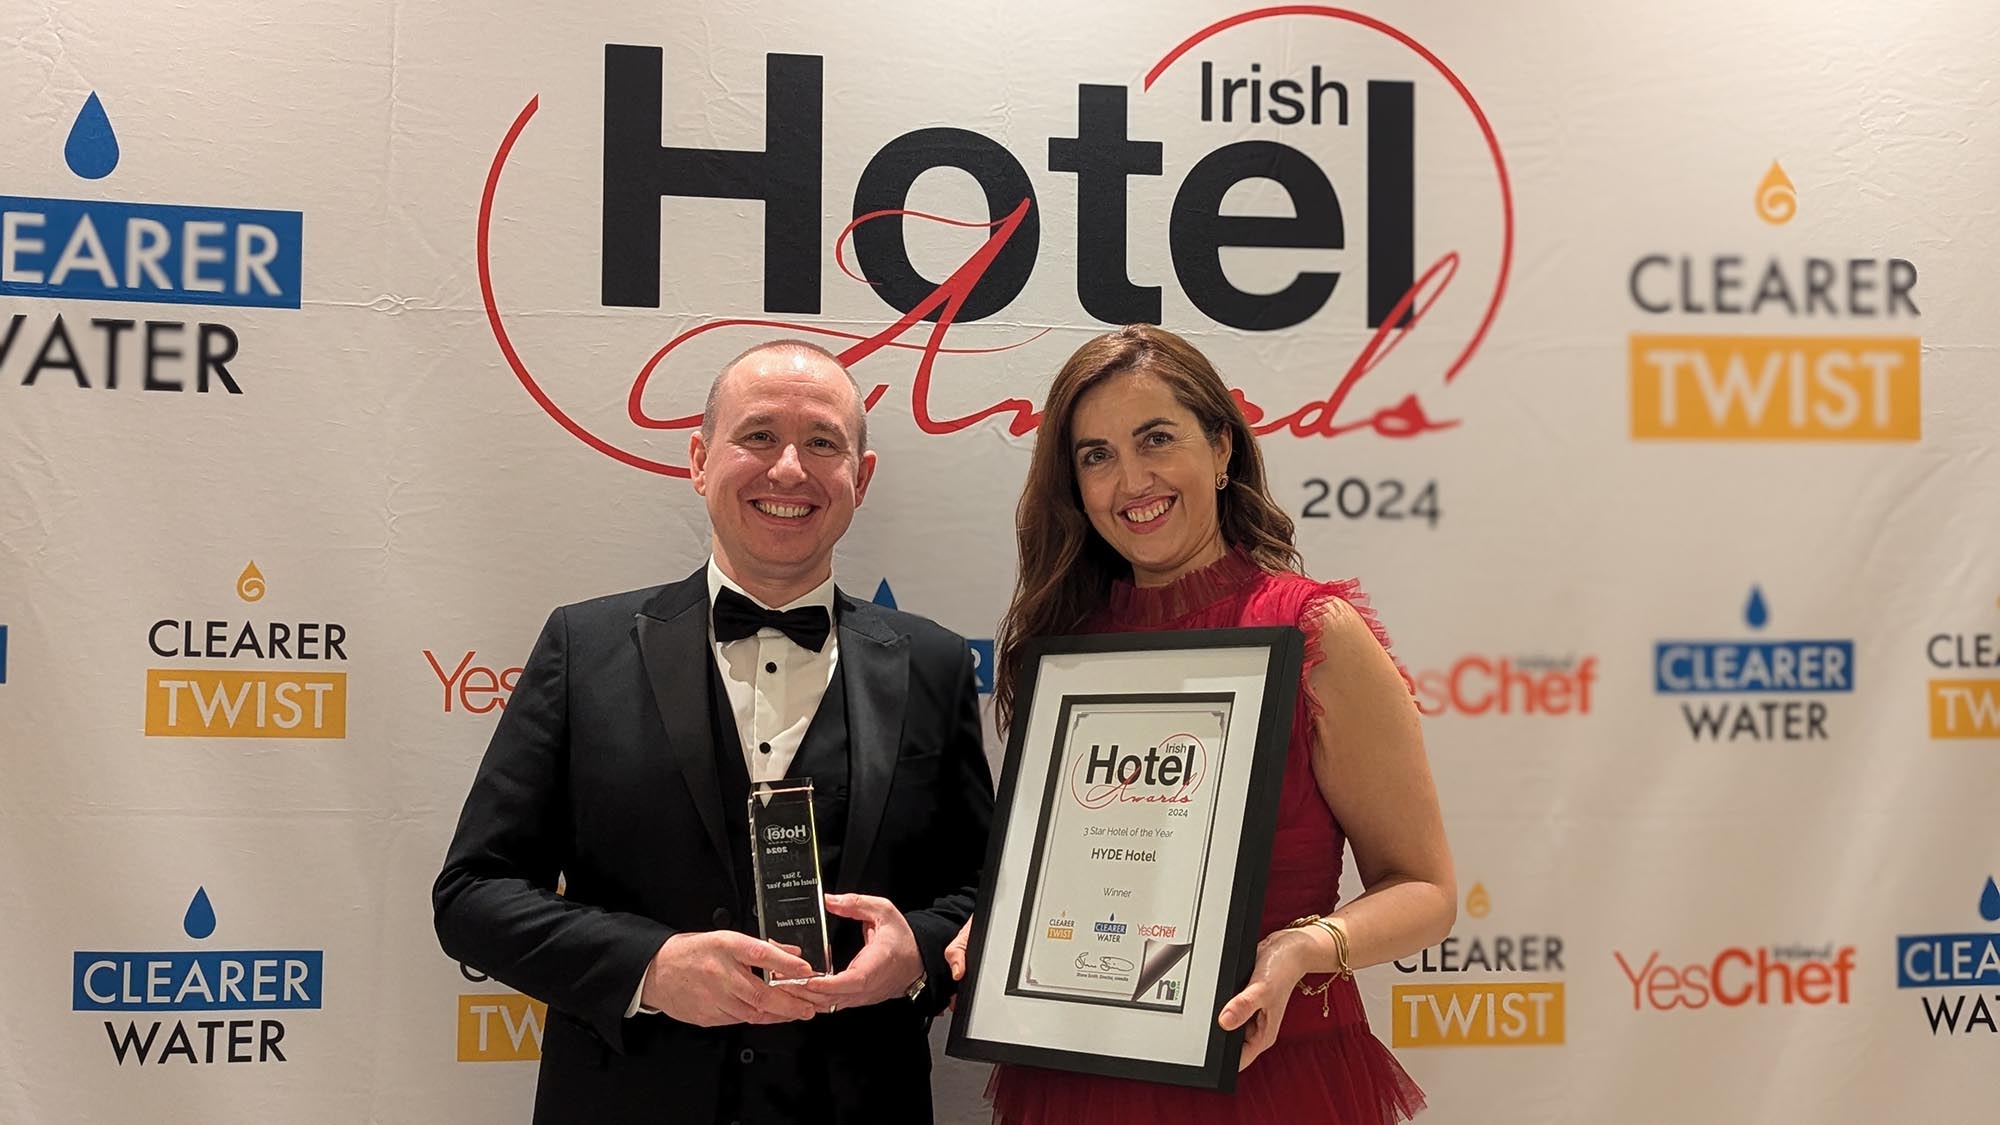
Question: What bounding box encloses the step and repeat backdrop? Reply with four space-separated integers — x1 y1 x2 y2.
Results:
2 1 1996 1122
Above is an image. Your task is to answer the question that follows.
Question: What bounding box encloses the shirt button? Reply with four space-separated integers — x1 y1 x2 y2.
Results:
759 742 772 754
765 661 777 674
738 1048 756 1064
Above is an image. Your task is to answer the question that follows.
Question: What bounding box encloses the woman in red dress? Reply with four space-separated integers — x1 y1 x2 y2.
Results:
948 324 1456 1123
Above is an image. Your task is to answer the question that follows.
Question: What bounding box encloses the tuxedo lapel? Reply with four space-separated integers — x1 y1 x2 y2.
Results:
832 591 909 892
633 569 738 893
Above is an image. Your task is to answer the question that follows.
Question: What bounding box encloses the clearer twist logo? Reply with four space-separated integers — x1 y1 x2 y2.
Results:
1755 161 1797 226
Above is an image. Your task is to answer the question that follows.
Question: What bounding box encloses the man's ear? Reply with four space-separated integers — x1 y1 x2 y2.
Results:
852 449 879 507
690 430 711 495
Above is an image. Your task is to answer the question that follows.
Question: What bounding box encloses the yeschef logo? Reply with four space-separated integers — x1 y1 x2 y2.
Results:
1413 654 1597 718
456 962 547 1063
1391 882 1565 1047
1895 876 2000 1036
479 8 1512 477
1615 943 1856 1012
1653 585 1853 742
1627 159 1921 441
143 563 349 738
1925 602 2000 740
71 887 323 1065
872 581 993 694
425 648 524 715
3 92 303 395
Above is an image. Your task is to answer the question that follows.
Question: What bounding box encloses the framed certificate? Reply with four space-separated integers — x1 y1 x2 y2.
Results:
946 627 1302 1091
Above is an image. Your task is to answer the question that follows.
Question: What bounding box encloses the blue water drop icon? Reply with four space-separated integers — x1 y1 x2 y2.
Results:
1743 586 1769 630
64 92 120 179
183 887 217 940
871 580 897 610
1980 876 2000 923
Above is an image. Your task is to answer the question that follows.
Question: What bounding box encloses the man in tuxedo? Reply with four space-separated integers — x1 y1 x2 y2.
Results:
434 340 994 1123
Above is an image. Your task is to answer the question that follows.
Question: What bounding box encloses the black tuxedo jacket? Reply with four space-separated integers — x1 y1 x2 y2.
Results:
433 568 993 1124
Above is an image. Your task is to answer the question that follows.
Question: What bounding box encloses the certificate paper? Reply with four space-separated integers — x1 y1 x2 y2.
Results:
947 628 1300 1091
1009 693 1233 1012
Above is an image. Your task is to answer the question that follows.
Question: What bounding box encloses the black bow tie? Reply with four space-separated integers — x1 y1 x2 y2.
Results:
712 586 832 652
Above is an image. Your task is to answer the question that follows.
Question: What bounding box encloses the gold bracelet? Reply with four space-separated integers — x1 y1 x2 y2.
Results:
1285 913 1356 978
1296 974 1335 1018
1319 916 1356 979
1284 914 1355 1017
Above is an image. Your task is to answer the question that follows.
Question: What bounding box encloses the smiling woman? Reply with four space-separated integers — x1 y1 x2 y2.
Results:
995 325 1301 729
972 324 1455 1125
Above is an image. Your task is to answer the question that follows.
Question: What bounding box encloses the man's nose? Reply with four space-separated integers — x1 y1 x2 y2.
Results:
770 443 808 484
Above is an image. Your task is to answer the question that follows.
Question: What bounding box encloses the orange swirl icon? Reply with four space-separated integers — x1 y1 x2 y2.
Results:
236 561 266 602
1466 882 1490 918
1756 161 1796 225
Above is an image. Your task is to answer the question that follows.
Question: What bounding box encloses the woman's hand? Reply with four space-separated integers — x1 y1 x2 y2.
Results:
1216 928 1312 1072
942 917 975 1011
945 917 974 980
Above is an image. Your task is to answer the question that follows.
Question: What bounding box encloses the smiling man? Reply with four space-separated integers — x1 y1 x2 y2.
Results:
435 340 994 1124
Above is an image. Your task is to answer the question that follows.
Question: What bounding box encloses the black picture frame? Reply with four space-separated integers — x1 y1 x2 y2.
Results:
945 626 1303 1092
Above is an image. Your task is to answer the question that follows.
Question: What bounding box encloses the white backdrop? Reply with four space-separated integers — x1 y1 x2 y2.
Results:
3 2 1998 1122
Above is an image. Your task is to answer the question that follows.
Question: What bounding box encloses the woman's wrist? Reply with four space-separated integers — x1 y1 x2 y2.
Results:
1269 922 1327 978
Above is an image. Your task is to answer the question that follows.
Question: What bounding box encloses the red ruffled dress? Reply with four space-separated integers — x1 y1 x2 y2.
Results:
988 549 1426 1124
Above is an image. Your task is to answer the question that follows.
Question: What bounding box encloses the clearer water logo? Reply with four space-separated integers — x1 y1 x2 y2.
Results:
1627 159 1920 441
72 887 323 1065
143 563 350 739
1653 585 1853 742
3 93 304 394
1924 600 2000 740
872 580 994 694
1391 882 1565 1046
1894 876 2000 1035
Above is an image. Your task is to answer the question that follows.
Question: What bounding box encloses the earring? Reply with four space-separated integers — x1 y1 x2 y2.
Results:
1214 472 1229 490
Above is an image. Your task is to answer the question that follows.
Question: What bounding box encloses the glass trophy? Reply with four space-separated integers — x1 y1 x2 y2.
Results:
748 779 832 982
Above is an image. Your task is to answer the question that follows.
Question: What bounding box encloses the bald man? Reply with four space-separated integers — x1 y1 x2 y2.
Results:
436 341 993 1124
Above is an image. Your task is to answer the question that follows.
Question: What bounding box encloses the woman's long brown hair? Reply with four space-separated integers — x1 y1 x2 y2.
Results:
994 324 1303 733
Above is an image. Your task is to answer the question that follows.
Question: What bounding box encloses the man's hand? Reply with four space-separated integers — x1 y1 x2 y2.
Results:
641 931 822 1027
800 893 924 1009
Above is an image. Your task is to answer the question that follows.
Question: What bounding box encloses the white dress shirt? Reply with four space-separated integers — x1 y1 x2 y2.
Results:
628 561 841 1017
705 560 841 785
